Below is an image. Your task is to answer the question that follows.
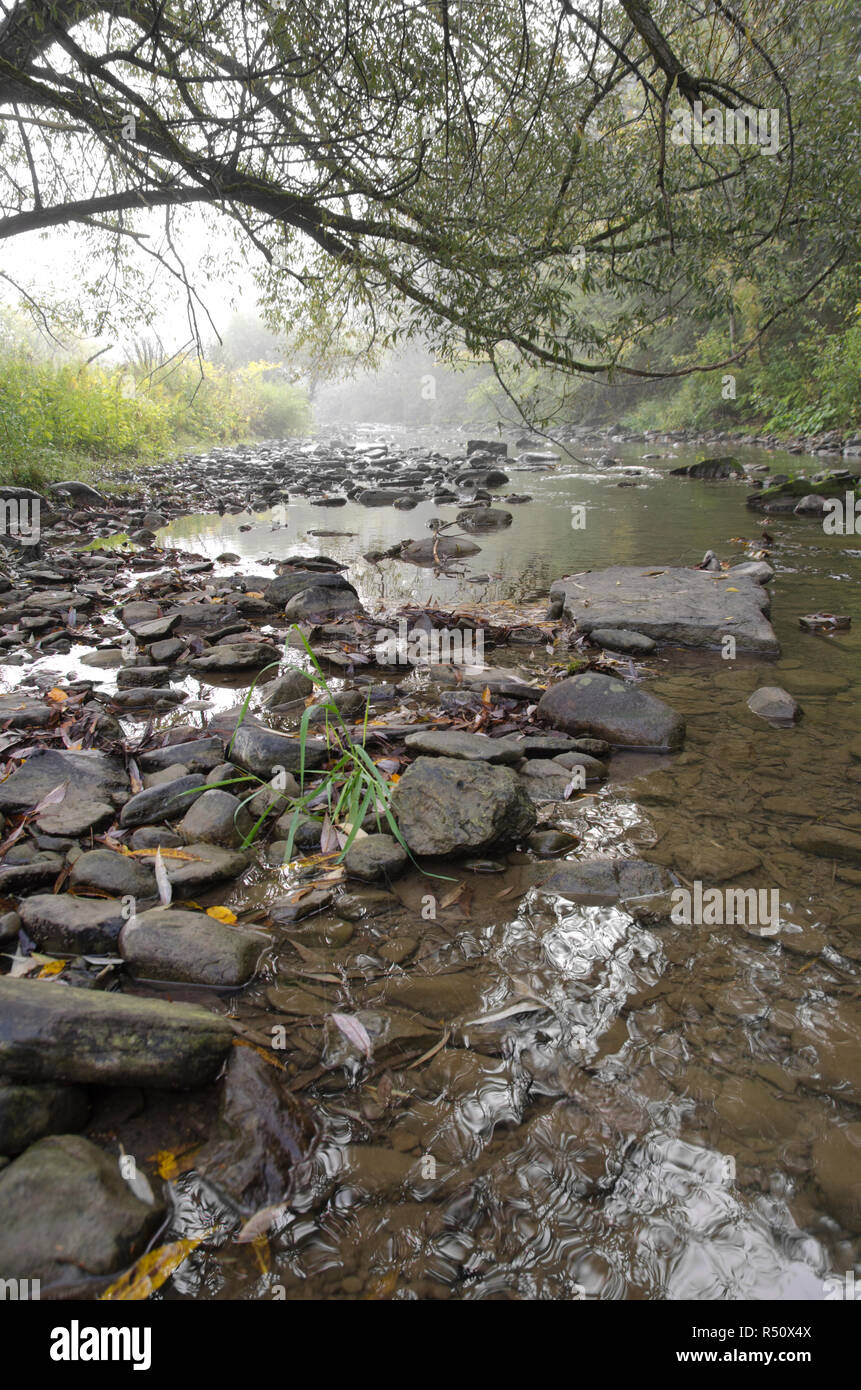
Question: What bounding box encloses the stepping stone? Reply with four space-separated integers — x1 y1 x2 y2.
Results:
550 564 779 654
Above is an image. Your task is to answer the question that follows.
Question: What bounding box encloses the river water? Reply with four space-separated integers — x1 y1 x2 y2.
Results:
142 430 861 1299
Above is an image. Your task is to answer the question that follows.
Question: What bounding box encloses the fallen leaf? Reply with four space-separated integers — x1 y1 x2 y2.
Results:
236 1203 289 1244
100 1236 205 1301
331 1012 373 1058
206 905 237 924
45 688 68 704
153 848 172 908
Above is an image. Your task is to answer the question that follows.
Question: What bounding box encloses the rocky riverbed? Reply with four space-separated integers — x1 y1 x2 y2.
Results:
0 426 859 1300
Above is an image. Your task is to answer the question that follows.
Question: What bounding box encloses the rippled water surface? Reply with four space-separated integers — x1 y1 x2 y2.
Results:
65 431 861 1298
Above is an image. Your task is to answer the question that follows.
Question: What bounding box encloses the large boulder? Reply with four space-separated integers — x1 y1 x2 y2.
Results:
0 977 233 1088
537 673 685 751
0 1135 164 1287
391 756 536 856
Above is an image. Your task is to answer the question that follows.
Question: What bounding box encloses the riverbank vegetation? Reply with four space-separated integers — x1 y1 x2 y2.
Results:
0 321 309 490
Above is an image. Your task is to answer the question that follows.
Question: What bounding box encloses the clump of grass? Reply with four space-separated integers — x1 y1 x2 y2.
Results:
204 628 411 866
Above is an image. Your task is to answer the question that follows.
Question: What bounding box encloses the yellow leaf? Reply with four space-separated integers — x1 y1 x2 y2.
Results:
206 905 237 924
45 687 68 703
726 587 739 592
150 1144 199 1180
100 1236 205 1301
36 960 66 978
245 591 265 599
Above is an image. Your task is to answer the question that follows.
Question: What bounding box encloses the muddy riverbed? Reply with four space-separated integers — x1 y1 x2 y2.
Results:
0 425 859 1301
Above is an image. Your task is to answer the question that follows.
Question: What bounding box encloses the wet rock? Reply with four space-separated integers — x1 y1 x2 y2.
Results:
259 668 314 706
17 894 127 954
176 789 253 848
149 637 186 663
118 774 207 828
404 729 522 764
812 1126 861 1233
671 843 762 881
0 1079 89 1155
35 798 115 836
70 848 157 898
272 811 323 849
401 535 481 564
337 889 402 922
248 773 302 820
0 694 53 727
229 722 328 777
116 664 171 688
0 910 20 943
120 908 263 987
537 672 685 750
0 1135 164 1287
0 853 64 891
456 507 513 532
79 648 126 669
747 687 801 722
540 857 672 904
527 829 580 857
0 748 128 815
366 969 487 1023
109 686 187 711
269 887 335 923
130 826 184 850
792 825 861 865
263 570 356 606
505 733 588 759
551 750 607 779
285 585 364 619
343 833 408 882
188 641 278 672
131 614 181 642
428 664 538 699
196 1047 316 1208
588 628 656 655
392 756 536 856
670 456 742 479
0 976 233 1087
143 763 189 788
139 737 224 773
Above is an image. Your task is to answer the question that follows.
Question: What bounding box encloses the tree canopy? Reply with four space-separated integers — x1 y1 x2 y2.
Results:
0 0 858 411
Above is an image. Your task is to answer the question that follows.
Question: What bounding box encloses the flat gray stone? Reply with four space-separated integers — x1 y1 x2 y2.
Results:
17 894 127 954
138 841 251 891
120 908 263 987
404 730 522 763
550 565 779 654
0 976 233 1087
0 748 128 815
35 798 115 836
176 789 253 848
70 848 157 898
119 774 207 827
